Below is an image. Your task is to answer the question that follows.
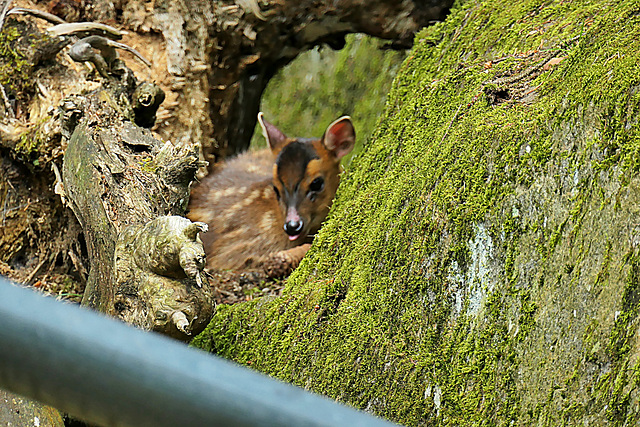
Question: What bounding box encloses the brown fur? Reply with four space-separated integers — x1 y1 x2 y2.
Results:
187 114 355 271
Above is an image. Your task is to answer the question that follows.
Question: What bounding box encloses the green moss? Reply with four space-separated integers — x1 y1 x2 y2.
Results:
138 157 159 173
591 252 640 424
12 120 50 166
195 0 640 424
0 26 32 95
0 20 53 108
17 131 36 153
12 115 57 166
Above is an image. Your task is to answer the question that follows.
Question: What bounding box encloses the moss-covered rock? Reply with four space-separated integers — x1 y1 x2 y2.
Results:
193 0 640 424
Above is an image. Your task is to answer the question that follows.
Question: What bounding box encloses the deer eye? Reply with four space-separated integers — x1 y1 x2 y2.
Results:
308 177 324 193
273 185 281 200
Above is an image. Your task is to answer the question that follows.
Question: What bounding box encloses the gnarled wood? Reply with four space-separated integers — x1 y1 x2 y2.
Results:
61 86 212 339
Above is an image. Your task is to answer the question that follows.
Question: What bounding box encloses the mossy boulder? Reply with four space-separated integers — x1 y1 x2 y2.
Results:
193 0 640 425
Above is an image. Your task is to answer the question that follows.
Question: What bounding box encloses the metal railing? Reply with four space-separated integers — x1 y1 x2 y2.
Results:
0 278 397 426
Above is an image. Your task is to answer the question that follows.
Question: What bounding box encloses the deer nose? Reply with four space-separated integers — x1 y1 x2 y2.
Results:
284 219 303 236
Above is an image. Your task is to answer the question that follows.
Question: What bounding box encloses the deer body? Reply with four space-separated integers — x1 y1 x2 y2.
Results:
188 114 355 271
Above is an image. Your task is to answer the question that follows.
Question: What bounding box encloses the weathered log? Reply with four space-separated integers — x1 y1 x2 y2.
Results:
0 8 214 338
61 85 213 340
113 216 211 338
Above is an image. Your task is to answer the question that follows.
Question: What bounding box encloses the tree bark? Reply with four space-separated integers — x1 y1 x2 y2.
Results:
194 0 640 425
61 94 214 339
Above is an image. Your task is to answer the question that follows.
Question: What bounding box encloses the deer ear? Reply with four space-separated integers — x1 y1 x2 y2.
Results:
258 112 288 154
323 116 355 160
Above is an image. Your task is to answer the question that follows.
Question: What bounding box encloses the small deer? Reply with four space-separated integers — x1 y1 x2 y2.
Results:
187 113 355 274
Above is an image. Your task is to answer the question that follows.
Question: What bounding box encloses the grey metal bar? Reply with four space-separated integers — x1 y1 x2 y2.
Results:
0 279 397 427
